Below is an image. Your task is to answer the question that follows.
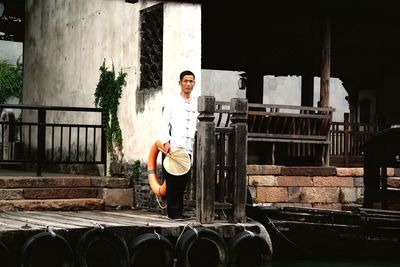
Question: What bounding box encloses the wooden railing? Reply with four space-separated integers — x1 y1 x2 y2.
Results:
190 96 248 224
246 103 334 166
215 103 380 167
330 113 379 167
215 101 334 166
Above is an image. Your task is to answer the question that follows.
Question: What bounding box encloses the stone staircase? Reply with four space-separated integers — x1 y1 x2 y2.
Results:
0 175 134 211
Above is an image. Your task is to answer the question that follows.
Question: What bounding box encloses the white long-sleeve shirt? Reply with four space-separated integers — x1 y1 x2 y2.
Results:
160 94 198 156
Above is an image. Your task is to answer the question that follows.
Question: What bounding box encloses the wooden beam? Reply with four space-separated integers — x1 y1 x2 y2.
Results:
245 70 264 104
319 17 331 108
301 74 314 106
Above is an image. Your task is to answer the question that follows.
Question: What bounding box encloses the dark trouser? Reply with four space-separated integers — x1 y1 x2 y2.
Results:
163 166 189 218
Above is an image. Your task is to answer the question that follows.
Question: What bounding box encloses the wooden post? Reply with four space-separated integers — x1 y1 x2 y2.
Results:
302 21 316 107
319 17 331 108
245 70 264 104
363 144 380 208
196 96 216 223
230 98 248 223
344 112 350 166
382 166 388 209
301 74 314 107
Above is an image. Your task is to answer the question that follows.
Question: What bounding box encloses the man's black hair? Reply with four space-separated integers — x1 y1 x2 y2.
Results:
180 70 195 81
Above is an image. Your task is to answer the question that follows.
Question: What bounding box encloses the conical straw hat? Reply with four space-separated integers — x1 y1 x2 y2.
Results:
163 148 191 176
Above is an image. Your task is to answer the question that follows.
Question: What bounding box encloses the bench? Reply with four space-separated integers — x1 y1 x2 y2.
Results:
247 103 334 166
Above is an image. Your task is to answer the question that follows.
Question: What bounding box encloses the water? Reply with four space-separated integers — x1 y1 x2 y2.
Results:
263 259 400 267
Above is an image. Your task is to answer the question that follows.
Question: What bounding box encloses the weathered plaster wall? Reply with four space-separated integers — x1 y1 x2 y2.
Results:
0 40 23 64
263 76 350 122
201 69 246 101
24 0 135 109
23 0 202 167
162 2 202 98
121 1 202 163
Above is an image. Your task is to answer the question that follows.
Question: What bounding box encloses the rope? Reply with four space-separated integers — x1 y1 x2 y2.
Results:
45 225 56 238
173 223 194 267
192 227 199 240
265 215 312 254
155 195 167 209
92 222 105 230
247 217 273 255
153 229 161 240
237 222 256 237
221 209 228 220
245 229 255 238
175 223 192 249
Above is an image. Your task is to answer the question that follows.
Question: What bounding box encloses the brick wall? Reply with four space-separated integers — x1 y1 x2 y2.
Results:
132 163 400 211
247 165 397 210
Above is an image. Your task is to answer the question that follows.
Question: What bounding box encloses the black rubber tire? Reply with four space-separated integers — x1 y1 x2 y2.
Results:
175 227 227 267
76 228 129 267
21 231 74 267
0 240 11 267
228 230 272 266
129 232 174 267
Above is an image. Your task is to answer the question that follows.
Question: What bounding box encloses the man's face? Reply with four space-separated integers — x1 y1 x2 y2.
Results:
179 75 195 94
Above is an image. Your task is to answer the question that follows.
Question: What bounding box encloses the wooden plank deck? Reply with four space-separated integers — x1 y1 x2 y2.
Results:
0 209 258 237
0 209 271 267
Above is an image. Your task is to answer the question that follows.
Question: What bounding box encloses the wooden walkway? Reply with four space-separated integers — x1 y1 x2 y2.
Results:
0 209 258 236
0 210 271 267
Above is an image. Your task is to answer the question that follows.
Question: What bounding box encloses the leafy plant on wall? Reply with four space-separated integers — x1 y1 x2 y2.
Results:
131 160 141 181
0 59 22 106
94 59 127 164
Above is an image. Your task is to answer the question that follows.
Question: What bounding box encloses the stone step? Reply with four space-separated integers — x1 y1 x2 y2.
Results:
0 198 105 212
0 176 131 189
280 166 337 176
247 165 337 176
0 188 99 200
0 176 132 211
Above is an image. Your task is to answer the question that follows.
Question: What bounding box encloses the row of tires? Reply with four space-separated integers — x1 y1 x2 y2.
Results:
0 226 272 267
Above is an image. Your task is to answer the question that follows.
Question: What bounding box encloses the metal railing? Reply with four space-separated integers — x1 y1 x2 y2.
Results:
0 104 106 176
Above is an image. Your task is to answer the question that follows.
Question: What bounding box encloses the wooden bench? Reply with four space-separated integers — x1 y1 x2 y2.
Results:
247 103 334 166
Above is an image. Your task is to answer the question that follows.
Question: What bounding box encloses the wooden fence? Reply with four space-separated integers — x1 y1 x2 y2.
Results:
330 113 379 167
190 96 248 224
212 103 379 167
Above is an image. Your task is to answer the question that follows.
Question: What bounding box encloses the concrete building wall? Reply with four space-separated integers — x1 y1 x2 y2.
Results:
263 75 350 122
0 40 23 64
201 69 246 101
24 0 136 108
23 0 202 166
121 1 201 162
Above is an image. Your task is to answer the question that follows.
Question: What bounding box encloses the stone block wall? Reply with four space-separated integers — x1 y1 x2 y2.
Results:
247 165 397 210
133 163 162 211
132 163 400 212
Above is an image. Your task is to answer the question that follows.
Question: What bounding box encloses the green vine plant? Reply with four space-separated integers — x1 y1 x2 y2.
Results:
0 59 22 107
131 160 141 181
94 59 127 163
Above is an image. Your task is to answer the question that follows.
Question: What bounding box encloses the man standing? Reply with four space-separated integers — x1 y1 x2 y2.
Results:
160 70 198 219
